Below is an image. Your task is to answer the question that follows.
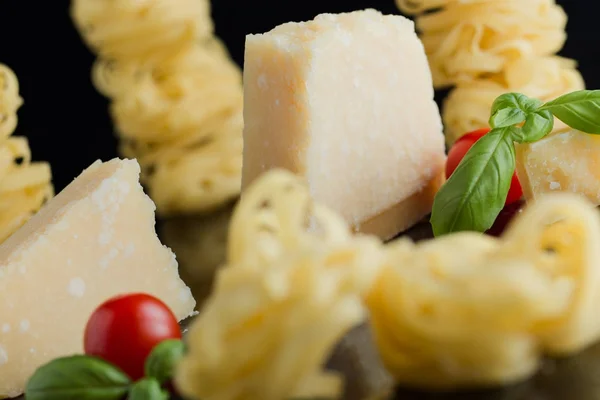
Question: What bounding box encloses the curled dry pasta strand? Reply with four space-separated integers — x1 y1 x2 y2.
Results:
71 0 244 215
405 0 567 87
397 0 583 144
177 169 600 393
71 0 213 63
175 169 386 400
0 65 54 243
0 65 22 141
143 128 243 215
226 169 352 269
110 43 242 146
176 255 362 400
366 193 600 389
397 0 503 15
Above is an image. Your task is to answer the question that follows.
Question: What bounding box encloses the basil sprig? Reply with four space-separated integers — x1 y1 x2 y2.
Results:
431 89 600 236
129 378 169 400
145 339 186 384
25 355 130 400
25 338 185 400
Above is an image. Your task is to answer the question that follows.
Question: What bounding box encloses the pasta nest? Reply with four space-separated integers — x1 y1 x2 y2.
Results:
397 0 584 145
71 0 244 216
71 0 213 62
0 65 53 243
175 169 385 400
367 193 600 388
398 0 568 87
179 169 600 393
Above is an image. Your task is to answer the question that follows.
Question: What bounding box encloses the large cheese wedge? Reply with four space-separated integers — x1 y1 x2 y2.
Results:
0 158 195 398
241 9 446 240
515 129 600 205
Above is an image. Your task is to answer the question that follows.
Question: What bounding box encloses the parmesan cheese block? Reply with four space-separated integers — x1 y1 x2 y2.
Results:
515 129 600 205
0 158 195 398
241 9 446 240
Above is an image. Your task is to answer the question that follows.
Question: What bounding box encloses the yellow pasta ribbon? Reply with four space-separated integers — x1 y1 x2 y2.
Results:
71 0 243 216
175 169 384 400
0 64 54 243
397 0 584 144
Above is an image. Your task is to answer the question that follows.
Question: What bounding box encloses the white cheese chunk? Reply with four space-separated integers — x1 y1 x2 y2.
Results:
0 158 196 398
242 9 446 240
516 129 600 205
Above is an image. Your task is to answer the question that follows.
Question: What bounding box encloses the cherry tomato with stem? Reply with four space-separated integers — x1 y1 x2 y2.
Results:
84 293 181 380
445 128 523 206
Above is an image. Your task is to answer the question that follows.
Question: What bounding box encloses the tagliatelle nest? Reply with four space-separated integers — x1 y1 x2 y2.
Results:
71 0 244 216
70 0 213 62
0 65 53 243
175 251 364 400
226 169 355 269
176 168 600 394
366 193 600 388
398 0 567 88
175 170 385 400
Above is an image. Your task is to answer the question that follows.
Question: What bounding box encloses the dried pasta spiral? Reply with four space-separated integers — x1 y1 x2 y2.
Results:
0 65 22 141
71 0 213 63
399 0 568 87
366 193 600 389
111 41 241 148
176 169 385 400
71 0 243 216
397 0 583 144
175 252 364 400
175 169 600 392
227 169 353 269
0 64 53 243
396 0 502 15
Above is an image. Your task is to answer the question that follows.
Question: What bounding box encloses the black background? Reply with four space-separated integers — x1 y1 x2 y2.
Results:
0 0 596 191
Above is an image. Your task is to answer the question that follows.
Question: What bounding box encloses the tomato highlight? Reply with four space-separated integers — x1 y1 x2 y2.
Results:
446 128 523 206
83 293 181 381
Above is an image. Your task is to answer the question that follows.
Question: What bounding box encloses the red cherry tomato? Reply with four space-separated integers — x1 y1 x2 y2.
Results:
84 293 181 380
446 128 523 206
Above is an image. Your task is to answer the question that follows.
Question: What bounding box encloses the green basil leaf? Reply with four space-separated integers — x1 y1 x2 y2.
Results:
431 127 516 236
145 339 185 383
489 107 526 129
128 378 169 400
512 110 554 143
521 110 555 142
25 355 130 400
539 90 600 134
491 93 542 115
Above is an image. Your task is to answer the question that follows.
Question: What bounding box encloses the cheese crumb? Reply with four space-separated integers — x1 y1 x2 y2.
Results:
124 243 135 257
68 278 86 298
19 320 29 333
179 288 191 302
0 347 7 366
257 73 268 90
549 181 561 190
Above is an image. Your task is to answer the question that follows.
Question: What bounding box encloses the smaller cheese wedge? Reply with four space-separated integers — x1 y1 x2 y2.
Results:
0 158 195 398
515 129 600 204
242 9 446 240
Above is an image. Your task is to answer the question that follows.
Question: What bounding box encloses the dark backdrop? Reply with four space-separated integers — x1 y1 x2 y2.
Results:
0 0 597 190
